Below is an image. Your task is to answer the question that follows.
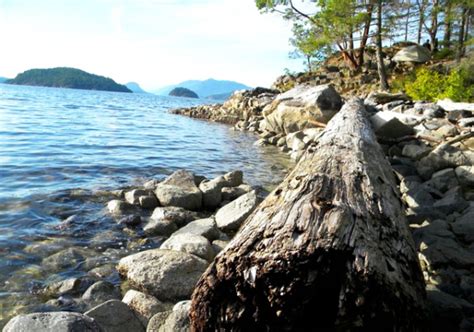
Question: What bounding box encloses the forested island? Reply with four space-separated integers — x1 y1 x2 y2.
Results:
169 87 199 98
6 67 132 93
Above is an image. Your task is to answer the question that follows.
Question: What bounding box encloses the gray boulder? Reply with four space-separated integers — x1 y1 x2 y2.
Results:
81 281 121 308
223 170 243 187
42 247 92 271
154 301 191 332
107 200 134 215
149 206 198 228
425 168 459 193
85 300 144 332
455 165 474 188
125 189 149 205
433 186 468 215
139 195 159 209
393 45 431 63
215 191 258 232
199 179 223 209
160 234 214 261
146 311 172 332
370 111 415 138
171 217 220 241
143 218 178 237
221 185 251 202
117 249 208 301
3 312 101 332
263 84 342 134
122 290 171 327
452 205 474 242
154 170 202 210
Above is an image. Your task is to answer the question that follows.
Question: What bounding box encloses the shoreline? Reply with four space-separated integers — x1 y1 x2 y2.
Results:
3 82 474 331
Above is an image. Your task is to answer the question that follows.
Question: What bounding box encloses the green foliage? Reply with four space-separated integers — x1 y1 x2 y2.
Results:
403 67 474 102
6 67 131 93
432 48 456 60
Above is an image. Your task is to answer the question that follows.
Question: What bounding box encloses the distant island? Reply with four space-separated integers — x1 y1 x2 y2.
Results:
169 87 199 98
126 82 147 93
6 67 131 93
155 78 250 99
0 77 8 83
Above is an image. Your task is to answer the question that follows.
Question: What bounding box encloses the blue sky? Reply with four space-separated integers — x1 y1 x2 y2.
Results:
0 0 305 90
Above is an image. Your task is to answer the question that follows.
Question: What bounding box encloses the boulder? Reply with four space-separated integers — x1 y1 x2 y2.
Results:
117 249 208 301
154 301 191 332
199 179 223 209
125 189 149 205
171 217 220 241
455 166 474 188
122 290 171 327
263 84 342 134
212 239 229 256
154 170 202 210
143 218 178 237
402 144 431 160
146 311 172 332
370 111 415 138
85 300 144 332
452 205 474 242
433 186 468 215
43 277 94 297
149 206 198 228
425 168 459 193
107 200 134 215
139 195 159 209
160 234 214 261
42 247 91 271
3 312 102 332
416 145 474 180
223 170 243 187
81 281 121 308
393 45 431 63
215 191 259 232
221 185 251 202
117 215 141 227
364 91 410 106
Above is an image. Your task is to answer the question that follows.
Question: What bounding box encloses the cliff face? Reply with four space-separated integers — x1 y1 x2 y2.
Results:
6 67 132 93
169 87 199 98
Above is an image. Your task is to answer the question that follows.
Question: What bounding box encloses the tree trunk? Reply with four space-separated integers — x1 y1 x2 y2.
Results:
357 3 373 67
429 0 439 52
417 0 426 44
190 99 427 332
457 6 468 61
405 4 411 42
443 3 452 48
376 0 389 91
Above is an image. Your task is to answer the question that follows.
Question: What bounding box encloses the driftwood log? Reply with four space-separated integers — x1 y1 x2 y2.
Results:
190 99 426 331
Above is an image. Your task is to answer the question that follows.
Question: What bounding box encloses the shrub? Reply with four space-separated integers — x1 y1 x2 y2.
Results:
404 67 474 102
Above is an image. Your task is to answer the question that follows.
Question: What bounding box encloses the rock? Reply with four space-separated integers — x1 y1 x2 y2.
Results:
212 239 229 255
149 206 198 228
416 145 474 180
199 179 223 209
171 217 220 241
107 200 134 215
223 170 243 187
433 186 468 215
122 290 171 327
276 136 287 146
263 84 342 134
426 285 474 332
43 277 95 297
146 311 172 332
458 117 474 127
88 264 117 279
221 185 250 201
117 249 208 301
437 99 474 112
215 190 258 232
143 179 160 190
370 111 415 138
117 215 141 227
42 247 91 271
401 144 431 160
3 312 102 332
81 281 121 307
425 168 459 193
125 189 148 205
153 301 191 332
402 186 434 210
452 205 474 242
139 195 159 209
434 124 458 138
143 217 178 237
393 45 431 63
154 170 202 210
455 166 474 188
85 300 144 332
160 234 214 261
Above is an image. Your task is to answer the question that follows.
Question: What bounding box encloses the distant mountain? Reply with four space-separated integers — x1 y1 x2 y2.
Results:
206 92 235 101
0 77 8 83
6 67 131 93
126 82 147 93
155 78 250 98
169 87 199 98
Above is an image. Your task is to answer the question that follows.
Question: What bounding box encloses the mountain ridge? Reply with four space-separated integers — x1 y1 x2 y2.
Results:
154 78 250 98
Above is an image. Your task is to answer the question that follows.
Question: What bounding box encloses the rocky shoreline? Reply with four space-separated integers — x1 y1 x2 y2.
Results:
3 82 474 331
173 84 474 331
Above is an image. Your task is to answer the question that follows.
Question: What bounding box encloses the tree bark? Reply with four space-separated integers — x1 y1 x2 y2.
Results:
376 0 389 91
457 6 468 61
428 0 439 52
190 99 427 331
417 0 426 44
357 3 374 67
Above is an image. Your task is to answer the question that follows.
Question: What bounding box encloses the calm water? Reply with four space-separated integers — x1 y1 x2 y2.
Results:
0 84 290 325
